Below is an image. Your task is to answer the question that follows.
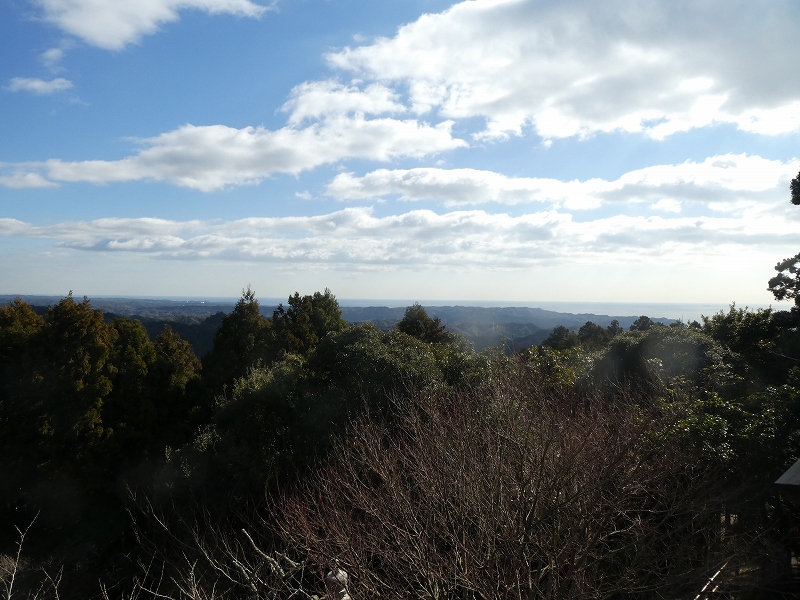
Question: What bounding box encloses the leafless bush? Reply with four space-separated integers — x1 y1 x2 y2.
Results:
128 492 324 600
1 514 63 600
277 365 740 599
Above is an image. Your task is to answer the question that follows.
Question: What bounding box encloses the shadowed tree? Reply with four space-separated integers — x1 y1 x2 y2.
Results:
150 324 203 445
629 315 655 332
578 321 609 350
203 287 272 393
272 288 346 355
396 303 451 343
103 317 158 458
606 319 623 337
542 325 579 350
31 294 118 462
0 299 44 437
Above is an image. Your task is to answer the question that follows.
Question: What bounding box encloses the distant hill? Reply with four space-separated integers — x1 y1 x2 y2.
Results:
340 306 673 351
1 295 674 355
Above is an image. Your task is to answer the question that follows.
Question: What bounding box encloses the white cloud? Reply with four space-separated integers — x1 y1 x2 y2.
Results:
326 0 800 139
328 168 602 209
2 117 466 191
0 172 59 188
2 204 797 269
36 0 270 50
651 199 681 213
326 154 800 210
8 77 73 94
281 80 407 125
41 47 66 69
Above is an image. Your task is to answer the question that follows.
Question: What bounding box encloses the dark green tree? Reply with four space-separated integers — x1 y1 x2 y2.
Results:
103 318 158 457
0 300 45 523
272 288 346 355
768 252 800 305
0 299 44 431
541 325 579 350
577 321 609 350
202 287 272 392
396 302 451 343
629 315 655 331
150 324 203 444
32 294 118 460
606 319 623 337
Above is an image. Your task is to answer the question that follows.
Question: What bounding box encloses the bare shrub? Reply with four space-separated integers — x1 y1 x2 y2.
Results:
277 364 738 599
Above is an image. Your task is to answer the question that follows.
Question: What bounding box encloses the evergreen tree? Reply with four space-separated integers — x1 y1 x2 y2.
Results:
106 317 157 449
606 319 623 337
396 302 451 343
202 287 271 393
629 315 655 331
541 325 579 350
272 288 346 355
32 294 118 463
150 324 202 445
0 299 44 440
577 321 609 350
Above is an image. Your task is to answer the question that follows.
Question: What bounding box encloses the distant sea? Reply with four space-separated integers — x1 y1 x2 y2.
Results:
333 300 776 323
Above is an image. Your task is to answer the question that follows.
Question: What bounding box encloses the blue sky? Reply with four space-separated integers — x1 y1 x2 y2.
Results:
2 0 799 305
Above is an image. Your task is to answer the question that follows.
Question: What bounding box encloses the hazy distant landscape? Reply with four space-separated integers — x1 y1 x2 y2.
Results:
1 293 682 353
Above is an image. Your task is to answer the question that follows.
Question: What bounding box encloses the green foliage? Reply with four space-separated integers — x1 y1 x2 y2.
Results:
33 294 118 458
577 320 609 350
541 324 579 350
396 302 451 343
703 304 800 387
523 345 593 388
0 299 44 442
592 325 736 395
175 354 313 495
311 323 442 399
629 315 655 331
104 317 157 454
153 324 202 396
202 287 272 393
768 170 800 303
606 319 623 337
768 252 800 306
0 298 43 362
272 288 346 356
427 333 488 386
7 288 800 597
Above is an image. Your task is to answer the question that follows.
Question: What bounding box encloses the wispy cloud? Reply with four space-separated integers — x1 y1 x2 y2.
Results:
40 47 66 69
281 79 407 125
327 0 800 140
327 154 800 210
1 117 466 191
1 204 796 268
8 77 73 94
0 172 60 189
36 0 271 50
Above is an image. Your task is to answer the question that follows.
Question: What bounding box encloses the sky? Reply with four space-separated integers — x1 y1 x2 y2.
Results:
1 0 799 306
